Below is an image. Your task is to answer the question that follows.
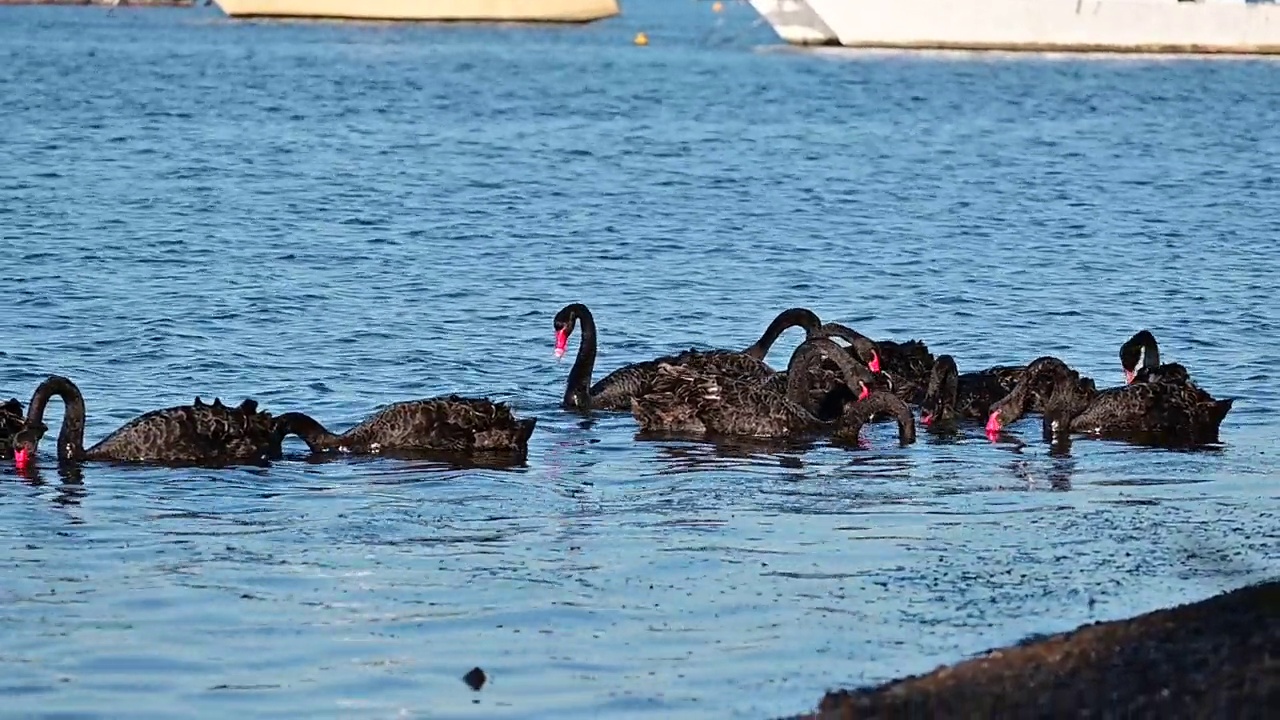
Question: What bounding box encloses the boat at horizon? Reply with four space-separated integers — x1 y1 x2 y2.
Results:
746 0 837 45
212 0 620 23
800 0 1280 55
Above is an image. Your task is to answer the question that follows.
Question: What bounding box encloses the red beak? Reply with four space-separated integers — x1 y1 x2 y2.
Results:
1124 369 1135 384
857 383 870 401
554 328 568 360
868 351 881 374
985 411 1001 437
14 447 30 468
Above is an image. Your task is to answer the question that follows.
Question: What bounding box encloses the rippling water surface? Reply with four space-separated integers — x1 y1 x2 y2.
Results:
2 3 1279 718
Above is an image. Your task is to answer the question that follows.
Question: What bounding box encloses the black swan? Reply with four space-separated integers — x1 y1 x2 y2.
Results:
987 357 1232 447
629 337 913 443
736 321 886 421
919 354 1027 427
810 323 918 417
554 303 825 412
984 356 1097 437
1119 329 1161 384
1120 329 1202 389
273 395 537 458
982 354 1103 437
817 323 933 404
11 375 293 467
1 396 27 459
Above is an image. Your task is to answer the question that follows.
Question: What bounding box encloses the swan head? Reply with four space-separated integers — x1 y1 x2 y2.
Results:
1119 329 1158 385
985 400 1018 438
553 306 581 360
816 323 884 376
920 404 941 427
11 424 47 469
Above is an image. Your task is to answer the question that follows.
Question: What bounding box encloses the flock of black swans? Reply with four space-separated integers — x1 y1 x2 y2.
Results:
0 303 1234 471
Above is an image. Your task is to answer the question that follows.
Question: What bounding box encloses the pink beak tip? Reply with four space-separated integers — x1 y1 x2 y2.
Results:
984 413 1001 436
554 329 569 360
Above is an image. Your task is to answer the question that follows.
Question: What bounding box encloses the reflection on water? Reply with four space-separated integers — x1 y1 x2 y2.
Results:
1 2 1278 718
12 464 88 508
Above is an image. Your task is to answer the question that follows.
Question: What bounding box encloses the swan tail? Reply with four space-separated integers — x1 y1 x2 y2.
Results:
515 418 537 446
477 417 536 451
1207 398 1234 430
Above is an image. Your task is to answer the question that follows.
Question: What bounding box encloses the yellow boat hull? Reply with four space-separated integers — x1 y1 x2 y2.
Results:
213 0 620 23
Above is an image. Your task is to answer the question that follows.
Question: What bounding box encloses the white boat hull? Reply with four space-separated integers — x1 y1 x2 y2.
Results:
212 0 620 22
804 0 1280 54
747 0 838 45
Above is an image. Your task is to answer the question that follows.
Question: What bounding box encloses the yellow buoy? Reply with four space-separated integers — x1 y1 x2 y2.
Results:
634 31 649 46
712 1 723 12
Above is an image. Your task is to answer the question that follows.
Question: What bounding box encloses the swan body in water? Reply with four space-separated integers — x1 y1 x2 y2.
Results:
12 375 295 467
274 396 536 459
630 337 916 445
985 356 1232 447
554 303 830 412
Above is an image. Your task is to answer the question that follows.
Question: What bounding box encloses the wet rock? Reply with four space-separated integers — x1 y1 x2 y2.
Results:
463 666 487 691
797 579 1279 719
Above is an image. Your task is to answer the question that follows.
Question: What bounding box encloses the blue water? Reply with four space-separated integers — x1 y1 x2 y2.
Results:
2 2 1279 718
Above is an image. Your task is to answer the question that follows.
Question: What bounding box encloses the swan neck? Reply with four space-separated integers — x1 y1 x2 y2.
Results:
27 375 87 462
891 398 917 444
1144 341 1160 369
843 392 915 444
276 412 340 451
925 358 958 415
742 308 820 360
1028 360 1083 426
1005 363 1053 420
565 305 597 409
788 338 869 413
817 323 878 365
783 339 826 407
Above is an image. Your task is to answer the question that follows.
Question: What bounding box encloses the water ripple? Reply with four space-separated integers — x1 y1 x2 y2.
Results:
1 3 1278 719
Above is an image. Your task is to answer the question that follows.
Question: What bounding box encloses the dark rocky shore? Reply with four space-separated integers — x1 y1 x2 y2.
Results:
795 579 1278 719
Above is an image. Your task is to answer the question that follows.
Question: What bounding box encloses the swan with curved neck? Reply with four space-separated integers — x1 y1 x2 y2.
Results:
741 307 828 362
984 357 1096 438
804 323 897 420
630 337 913 445
920 354 1027 427
832 391 916 446
554 303 825 412
273 395 536 458
12 375 293 467
819 322 934 404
